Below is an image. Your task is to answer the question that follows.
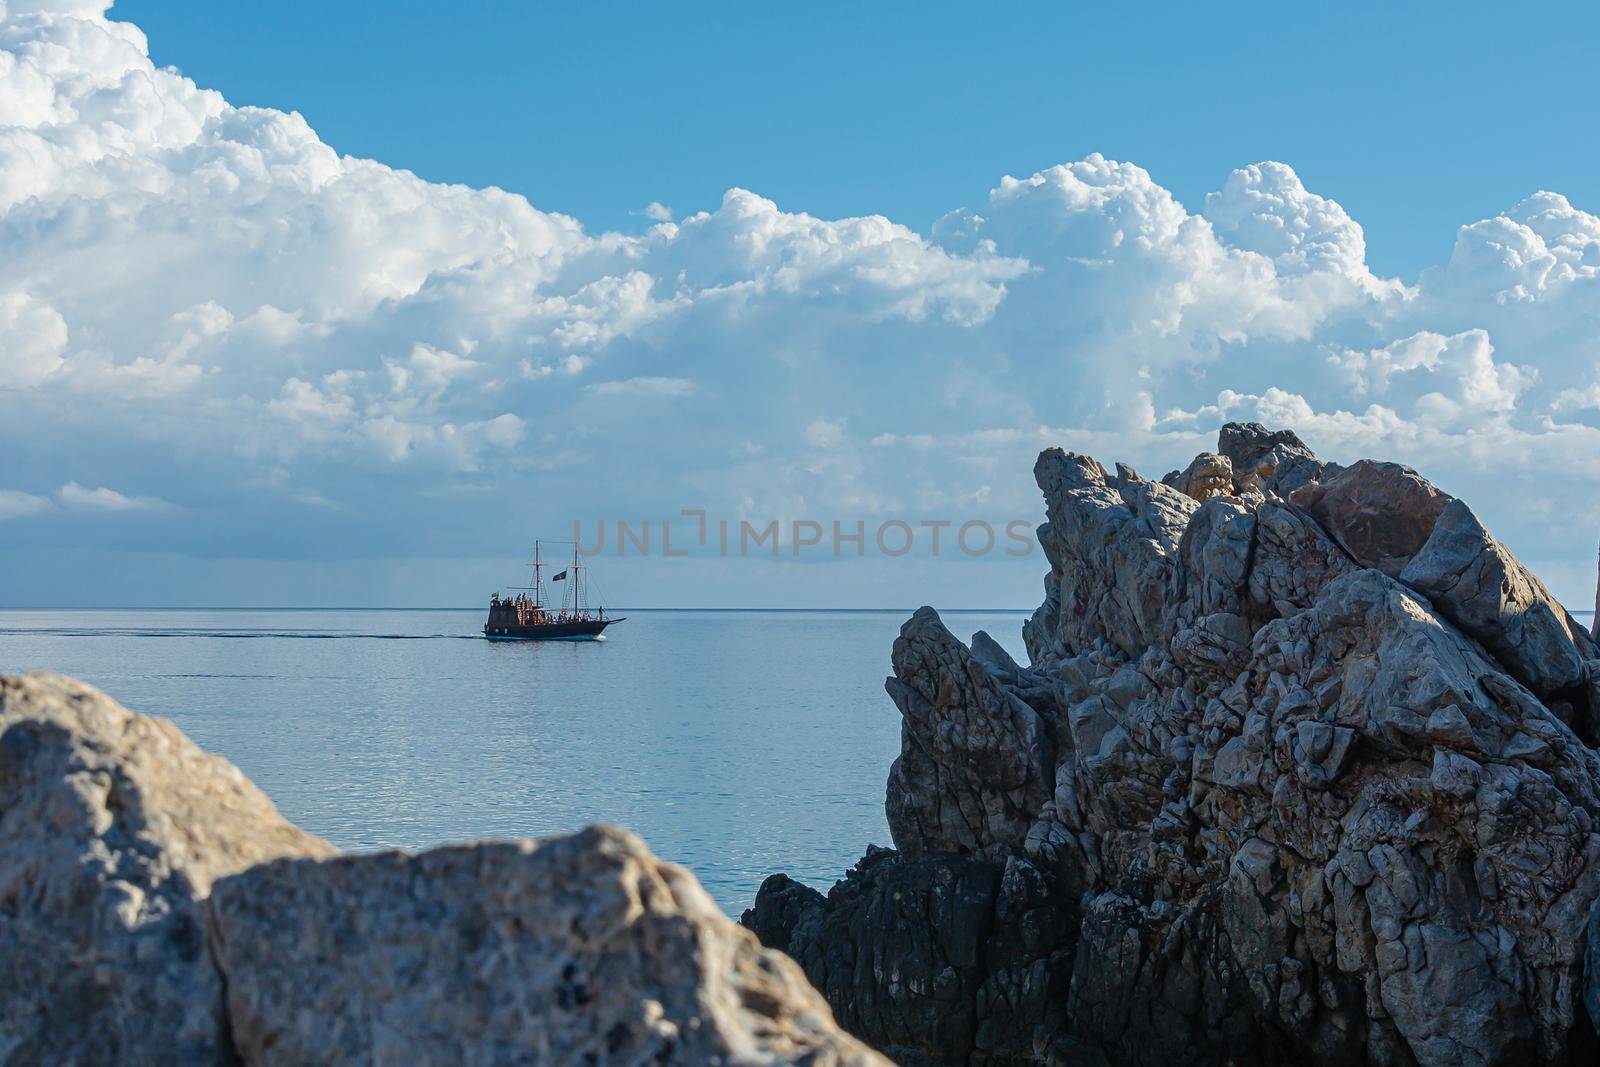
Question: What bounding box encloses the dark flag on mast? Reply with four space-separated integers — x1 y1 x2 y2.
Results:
551 570 568 582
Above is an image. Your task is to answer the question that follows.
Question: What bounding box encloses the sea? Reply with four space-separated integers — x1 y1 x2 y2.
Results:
0 607 1031 914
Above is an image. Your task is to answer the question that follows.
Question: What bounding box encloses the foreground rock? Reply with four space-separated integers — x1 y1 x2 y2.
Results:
746 423 1600 1066
0 672 885 1067
0 671 335 1065
210 827 882 1066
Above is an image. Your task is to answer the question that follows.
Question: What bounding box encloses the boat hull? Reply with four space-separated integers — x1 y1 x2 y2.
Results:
482 617 623 641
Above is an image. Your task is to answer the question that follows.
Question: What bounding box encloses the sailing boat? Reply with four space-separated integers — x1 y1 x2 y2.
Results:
482 541 625 641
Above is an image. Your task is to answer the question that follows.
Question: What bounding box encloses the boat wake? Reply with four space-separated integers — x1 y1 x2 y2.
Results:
0 628 482 641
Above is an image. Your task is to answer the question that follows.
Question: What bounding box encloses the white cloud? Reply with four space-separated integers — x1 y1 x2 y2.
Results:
0 490 52 522
268 376 357 429
941 154 1401 359
389 343 480 395
2 3 1600 606
1435 192 1600 307
358 412 526 467
1328 329 1535 425
0 292 69 386
1203 162 1376 282
58 482 168 511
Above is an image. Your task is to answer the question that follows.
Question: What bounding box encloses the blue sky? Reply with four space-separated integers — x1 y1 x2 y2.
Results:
121 0 1600 281
3 1 1600 609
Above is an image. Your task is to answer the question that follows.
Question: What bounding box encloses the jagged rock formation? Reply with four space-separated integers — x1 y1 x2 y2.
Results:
0 672 886 1067
745 423 1600 1066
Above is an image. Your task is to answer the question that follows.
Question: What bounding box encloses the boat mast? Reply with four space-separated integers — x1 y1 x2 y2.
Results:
533 540 542 609
572 545 582 616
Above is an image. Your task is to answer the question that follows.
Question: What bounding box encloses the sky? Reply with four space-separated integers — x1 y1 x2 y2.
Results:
114 0 1600 281
2 0 1600 609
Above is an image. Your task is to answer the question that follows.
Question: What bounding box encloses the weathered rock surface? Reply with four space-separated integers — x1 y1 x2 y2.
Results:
1401 499 1598 713
1162 452 1234 503
1299 459 1448 578
887 607 1054 859
1219 420 1341 495
746 423 1600 1066
211 826 881 1067
0 672 886 1067
0 671 335 1066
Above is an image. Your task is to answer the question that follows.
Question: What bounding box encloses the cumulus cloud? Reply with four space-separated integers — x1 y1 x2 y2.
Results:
1203 162 1380 284
941 155 1400 355
1436 192 1600 307
1327 329 1536 424
0 292 68 386
2 3 1599 605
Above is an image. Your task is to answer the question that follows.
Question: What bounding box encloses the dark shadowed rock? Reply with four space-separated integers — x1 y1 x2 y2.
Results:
750 425 1600 1067
744 845 1074 1067
742 873 825 956
970 629 1024 679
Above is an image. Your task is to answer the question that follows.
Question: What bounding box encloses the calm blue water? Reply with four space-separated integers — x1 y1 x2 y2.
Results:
0 608 1028 912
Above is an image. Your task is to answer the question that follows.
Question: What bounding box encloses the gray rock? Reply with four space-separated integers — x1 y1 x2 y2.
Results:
1026 449 1195 661
752 425 1600 1066
0 671 335 1066
1162 452 1234 503
743 873 825 956
1218 421 1315 474
1401 498 1597 704
970 629 1024 679
1175 497 1256 619
0 672 887 1067
886 607 1054 858
1246 500 1356 617
210 826 885 1067
1218 420 1340 494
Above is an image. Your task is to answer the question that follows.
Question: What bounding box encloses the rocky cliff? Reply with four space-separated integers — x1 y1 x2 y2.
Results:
0 672 887 1067
744 423 1600 1066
